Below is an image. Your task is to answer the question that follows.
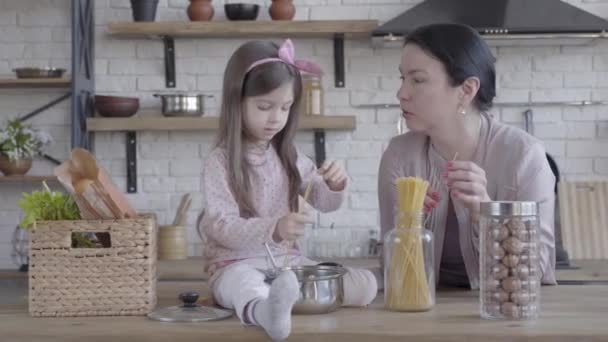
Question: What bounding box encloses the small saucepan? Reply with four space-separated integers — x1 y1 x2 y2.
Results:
153 93 214 117
263 264 346 315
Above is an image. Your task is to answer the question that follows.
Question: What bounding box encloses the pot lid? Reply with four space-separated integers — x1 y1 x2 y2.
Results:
147 292 233 323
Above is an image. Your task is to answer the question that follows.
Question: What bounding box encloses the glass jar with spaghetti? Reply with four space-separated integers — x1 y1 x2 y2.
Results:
383 177 435 312
479 201 540 320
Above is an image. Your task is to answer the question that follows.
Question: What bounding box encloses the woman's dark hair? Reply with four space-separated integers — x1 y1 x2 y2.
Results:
405 23 496 112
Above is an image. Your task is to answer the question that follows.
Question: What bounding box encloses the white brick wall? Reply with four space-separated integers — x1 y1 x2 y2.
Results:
0 0 607 268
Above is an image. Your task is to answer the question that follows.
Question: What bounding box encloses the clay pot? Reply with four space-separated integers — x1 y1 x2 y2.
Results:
0 155 32 176
269 0 295 20
188 0 214 21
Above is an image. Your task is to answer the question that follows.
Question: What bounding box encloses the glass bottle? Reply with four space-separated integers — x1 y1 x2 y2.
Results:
383 211 435 311
301 73 324 116
479 201 541 320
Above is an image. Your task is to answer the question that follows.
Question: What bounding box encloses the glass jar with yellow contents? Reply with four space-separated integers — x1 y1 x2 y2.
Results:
301 73 324 116
383 177 435 312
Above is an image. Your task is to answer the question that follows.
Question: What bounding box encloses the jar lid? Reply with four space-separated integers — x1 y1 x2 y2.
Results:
480 201 538 216
301 72 321 79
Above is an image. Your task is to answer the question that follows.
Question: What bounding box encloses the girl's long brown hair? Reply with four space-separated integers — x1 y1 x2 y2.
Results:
216 41 303 217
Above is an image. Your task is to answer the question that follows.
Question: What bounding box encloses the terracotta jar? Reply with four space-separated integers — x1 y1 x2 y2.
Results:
187 0 214 21
269 0 295 20
0 155 32 176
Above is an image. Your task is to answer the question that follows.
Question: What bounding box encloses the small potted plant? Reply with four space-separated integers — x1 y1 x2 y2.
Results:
0 119 52 176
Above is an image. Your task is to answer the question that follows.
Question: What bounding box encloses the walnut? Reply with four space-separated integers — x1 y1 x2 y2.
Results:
502 254 520 268
501 302 520 318
492 264 509 280
490 242 506 259
507 218 526 234
497 289 510 302
502 237 524 255
511 291 531 305
501 276 522 292
485 290 509 303
491 224 510 242
513 264 530 280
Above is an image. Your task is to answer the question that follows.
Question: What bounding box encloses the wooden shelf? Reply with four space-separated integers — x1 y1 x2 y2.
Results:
0 175 57 183
0 78 71 89
107 20 378 38
87 115 356 132
106 20 377 88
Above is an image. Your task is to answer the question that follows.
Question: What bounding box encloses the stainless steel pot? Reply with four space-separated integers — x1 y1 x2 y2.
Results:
263 265 346 315
153 93 213 116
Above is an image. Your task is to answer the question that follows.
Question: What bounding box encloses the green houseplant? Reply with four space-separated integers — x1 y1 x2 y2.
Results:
18 182 95 248
0 119 52 176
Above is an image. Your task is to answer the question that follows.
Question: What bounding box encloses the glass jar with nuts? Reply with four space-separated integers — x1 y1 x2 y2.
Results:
479 201 540 320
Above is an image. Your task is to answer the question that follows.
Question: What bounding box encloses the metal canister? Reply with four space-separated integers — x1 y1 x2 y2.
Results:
158 225 188 260
479 201 541 320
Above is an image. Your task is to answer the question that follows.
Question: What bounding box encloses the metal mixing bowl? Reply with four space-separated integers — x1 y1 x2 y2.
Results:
153 93 213 116
264 265 346 315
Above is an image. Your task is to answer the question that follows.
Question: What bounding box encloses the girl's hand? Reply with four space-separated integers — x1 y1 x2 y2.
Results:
273 211 315 242
444 161 491 223
318 160 347 191
424 188 441 214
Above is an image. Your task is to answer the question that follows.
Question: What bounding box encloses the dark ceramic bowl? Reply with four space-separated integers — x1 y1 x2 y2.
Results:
95 95 139 103
224 3 259 21
95 96 139 117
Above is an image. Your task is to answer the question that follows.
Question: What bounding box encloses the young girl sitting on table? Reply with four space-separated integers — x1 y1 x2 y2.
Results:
200 39 377 341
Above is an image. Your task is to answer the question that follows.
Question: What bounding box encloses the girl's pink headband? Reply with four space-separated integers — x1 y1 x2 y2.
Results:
245 39 323 76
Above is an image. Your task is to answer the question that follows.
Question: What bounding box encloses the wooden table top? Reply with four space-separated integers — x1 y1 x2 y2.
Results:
1 277 607 341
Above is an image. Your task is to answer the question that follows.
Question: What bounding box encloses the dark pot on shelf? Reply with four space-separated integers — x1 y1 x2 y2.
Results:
224 3 259 21
130 0 159 22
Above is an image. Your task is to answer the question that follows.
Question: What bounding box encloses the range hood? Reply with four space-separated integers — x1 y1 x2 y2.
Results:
373 0 608 44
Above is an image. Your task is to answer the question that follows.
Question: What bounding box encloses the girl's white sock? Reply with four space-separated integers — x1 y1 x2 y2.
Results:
251 271 299 341
342 267 378 307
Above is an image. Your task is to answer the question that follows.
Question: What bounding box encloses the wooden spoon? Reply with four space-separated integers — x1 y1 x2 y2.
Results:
71 148 99 180
70 148 124 219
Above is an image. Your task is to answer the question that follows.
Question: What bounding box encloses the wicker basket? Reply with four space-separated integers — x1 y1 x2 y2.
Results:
28 214 157 317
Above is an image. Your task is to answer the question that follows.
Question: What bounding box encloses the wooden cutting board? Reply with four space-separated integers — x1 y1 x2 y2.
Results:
558 181 608 260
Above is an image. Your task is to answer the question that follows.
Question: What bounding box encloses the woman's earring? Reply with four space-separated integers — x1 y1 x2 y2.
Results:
459 106 467 116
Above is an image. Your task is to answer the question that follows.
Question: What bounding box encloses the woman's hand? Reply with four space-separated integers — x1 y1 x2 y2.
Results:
424 188 441 213
318 160 348 191
444 160 491 223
